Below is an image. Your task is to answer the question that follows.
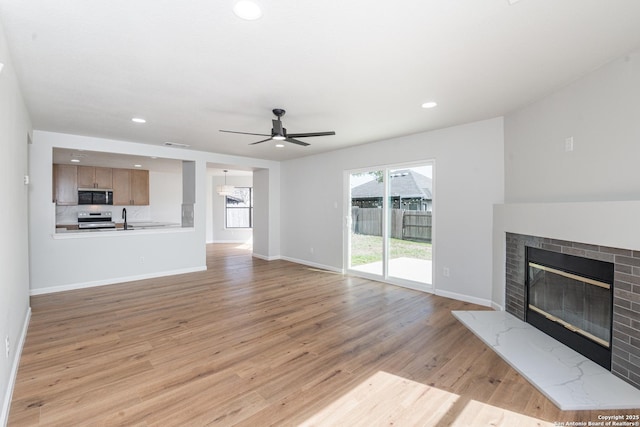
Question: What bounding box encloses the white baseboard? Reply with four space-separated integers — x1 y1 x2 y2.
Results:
491 301 504 311
434 289 493 308
251 252 343 274
251 252 280 261
279 256 344 274
30 266 207 296
1 306 31 427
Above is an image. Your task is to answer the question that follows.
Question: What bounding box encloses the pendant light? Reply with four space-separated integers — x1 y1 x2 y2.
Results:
217 170 235 196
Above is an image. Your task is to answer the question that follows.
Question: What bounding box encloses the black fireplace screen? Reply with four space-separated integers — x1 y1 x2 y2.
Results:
526 247 614 369
528 262 611 347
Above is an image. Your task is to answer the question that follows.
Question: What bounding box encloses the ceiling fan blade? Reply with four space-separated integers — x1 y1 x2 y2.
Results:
220 130 271 137
287 131 336 138
286 138 310 147
249 138 273 145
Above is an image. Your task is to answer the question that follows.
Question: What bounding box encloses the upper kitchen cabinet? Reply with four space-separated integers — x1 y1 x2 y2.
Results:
53 164 78 205
77 166 113 189
113 168 149 205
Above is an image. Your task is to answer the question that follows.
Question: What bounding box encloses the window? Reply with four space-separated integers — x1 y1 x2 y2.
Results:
225 187 253 228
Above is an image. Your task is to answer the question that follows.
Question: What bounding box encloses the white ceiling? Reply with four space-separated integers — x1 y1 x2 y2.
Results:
2 0 640 161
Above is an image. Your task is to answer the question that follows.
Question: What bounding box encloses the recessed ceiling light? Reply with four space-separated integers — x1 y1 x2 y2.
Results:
0 63 4 74
233 1 262 20
134 164 142 168
70 159 80 163
421 101 438 109
275 143 285 148
131 117 146 123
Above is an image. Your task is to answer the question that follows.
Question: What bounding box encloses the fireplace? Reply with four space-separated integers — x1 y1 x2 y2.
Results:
504 233 640 390
526 247 614 369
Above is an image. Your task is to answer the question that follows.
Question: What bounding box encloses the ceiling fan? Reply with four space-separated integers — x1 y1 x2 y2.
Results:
219 109 336 146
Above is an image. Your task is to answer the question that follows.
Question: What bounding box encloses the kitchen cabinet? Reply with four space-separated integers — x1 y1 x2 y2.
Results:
113 168 149 205
77 166 113 189
53 164 78 205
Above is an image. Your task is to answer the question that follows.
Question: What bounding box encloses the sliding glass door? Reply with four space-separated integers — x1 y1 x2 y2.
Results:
347 163 433 291
348 169 385 276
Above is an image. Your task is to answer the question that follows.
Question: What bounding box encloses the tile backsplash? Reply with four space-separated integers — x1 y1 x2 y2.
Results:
56 205 151 224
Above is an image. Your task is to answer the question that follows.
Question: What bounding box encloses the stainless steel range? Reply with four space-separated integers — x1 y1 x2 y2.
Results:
77 211 116 229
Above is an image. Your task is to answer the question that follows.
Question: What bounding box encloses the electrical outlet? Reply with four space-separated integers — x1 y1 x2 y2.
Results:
5 336 9 358
309 247 314 254
140 256 145 264
443 267 450 277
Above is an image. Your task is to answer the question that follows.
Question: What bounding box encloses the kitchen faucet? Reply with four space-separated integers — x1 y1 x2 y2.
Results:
122 208 128 230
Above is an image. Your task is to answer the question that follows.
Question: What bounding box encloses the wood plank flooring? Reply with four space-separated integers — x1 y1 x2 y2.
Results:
8 244 639 426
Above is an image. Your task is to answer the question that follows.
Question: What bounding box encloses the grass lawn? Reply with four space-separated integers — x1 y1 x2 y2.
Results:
350 233 432 267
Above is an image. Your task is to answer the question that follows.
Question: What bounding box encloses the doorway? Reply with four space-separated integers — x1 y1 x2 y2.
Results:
346 162 434 291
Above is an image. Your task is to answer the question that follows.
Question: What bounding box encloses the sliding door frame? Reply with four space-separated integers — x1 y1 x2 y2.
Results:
344 159 435 293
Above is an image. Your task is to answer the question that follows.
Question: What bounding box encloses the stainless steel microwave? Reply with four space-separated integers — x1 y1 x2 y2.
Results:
78 189 113 205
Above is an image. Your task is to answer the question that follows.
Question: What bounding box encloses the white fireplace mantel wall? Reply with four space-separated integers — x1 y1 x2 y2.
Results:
492 200 640 309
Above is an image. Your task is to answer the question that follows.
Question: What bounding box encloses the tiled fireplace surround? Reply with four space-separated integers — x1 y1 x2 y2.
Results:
505 232 640 389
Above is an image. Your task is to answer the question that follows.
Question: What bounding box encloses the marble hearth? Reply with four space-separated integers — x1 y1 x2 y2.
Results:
453 310 640 410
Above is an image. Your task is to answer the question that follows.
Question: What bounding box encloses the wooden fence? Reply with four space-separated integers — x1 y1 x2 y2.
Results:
351 207 432 242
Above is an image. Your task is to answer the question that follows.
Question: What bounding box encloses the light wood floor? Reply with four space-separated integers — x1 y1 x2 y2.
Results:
9 244 638 426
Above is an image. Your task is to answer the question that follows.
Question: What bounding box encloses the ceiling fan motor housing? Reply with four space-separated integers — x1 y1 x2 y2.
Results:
272 108 286 118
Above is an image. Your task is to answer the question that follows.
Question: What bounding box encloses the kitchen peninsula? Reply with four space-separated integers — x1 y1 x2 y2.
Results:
53 161 184 235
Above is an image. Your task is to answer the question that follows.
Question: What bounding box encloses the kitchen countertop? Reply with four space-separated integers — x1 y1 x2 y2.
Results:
54 221 186 238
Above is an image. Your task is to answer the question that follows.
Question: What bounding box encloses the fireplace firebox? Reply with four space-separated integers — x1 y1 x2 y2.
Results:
526 247 614 369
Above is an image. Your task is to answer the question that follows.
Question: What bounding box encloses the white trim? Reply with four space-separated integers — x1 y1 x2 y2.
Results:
1 307 31 427
279 256 344 274
491 301 504 311
29 266 207 296
213 240 250 244
252 252 280 261
435 289 492 308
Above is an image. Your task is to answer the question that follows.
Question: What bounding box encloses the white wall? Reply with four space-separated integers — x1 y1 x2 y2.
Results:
505 49 640 203
29 131 280 293
494 48 640 308
0 22 32 425
149 170 182 223
281 117 505 305
207 173 253 243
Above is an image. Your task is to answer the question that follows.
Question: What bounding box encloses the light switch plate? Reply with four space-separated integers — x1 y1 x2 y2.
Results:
565 137 574 152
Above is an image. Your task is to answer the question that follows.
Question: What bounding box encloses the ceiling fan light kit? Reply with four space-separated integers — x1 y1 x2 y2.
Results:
219 108 336 147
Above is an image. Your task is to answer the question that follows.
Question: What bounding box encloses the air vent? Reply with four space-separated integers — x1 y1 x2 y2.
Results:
164 141 190 148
